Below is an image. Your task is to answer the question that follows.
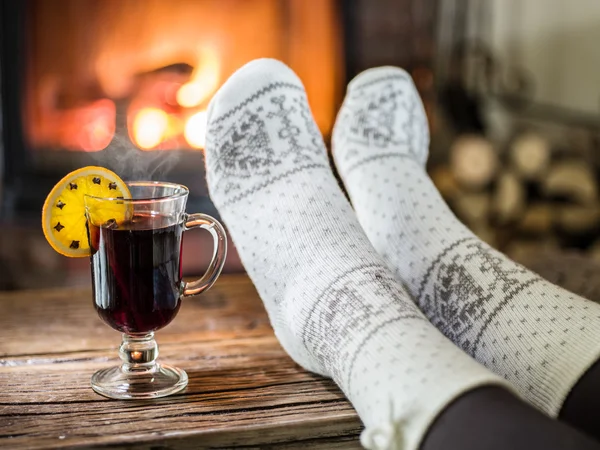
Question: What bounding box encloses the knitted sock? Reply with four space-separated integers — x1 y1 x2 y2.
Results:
332 66 600 417
205 59 507 450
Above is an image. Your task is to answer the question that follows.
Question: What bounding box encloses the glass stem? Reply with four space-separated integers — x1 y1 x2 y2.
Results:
119 332 159 372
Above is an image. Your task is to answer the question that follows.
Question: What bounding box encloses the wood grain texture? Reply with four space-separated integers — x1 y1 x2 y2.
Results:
0 274 362 449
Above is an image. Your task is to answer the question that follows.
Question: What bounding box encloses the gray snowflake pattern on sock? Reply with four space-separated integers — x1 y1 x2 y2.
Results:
334 71 428 174
333 66 600 417
208 92 327 202
206 59 505 450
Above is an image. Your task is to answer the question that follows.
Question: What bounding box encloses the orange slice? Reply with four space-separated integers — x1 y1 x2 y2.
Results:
42 166 131 257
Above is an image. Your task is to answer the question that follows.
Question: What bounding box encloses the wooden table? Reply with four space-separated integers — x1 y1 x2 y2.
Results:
0 274 361 449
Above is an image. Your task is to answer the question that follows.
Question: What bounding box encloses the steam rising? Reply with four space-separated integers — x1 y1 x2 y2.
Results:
93 131 181 181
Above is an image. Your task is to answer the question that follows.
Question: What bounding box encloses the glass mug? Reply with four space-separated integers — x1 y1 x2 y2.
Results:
84 181 227 399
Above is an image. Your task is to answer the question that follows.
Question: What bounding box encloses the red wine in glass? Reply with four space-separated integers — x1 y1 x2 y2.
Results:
90 214 184 334
85 181 227 400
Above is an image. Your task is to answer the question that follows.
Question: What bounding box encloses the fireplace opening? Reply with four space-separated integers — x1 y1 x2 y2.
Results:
25 0 342 155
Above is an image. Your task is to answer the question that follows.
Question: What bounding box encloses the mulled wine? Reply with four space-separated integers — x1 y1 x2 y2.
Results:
89 214 184 334
84 181 226 399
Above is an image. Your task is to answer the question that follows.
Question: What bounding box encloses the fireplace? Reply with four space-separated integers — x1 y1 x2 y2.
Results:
26 0 343 152
2 0 344 219
0 0 439 289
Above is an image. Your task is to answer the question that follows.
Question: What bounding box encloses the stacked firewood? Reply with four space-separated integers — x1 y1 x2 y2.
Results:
430 131 600 260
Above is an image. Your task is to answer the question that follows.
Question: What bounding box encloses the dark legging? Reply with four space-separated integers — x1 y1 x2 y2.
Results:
422 385 600 450
560 358 600 441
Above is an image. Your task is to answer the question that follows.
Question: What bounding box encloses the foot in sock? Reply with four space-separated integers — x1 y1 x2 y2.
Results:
332 66 600 421
204 58 508 450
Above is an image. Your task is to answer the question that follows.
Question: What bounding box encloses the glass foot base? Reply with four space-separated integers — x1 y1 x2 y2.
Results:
91 364 188 399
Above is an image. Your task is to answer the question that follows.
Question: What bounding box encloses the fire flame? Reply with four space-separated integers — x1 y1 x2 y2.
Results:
184 110 208 149
130 47 220 150
176 46 221 108
132 108 169 150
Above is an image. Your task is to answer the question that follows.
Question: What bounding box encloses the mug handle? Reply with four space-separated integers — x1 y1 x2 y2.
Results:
181 213 228 297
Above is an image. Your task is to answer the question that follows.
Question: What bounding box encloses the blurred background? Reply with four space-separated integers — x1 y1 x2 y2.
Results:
1 0 600 290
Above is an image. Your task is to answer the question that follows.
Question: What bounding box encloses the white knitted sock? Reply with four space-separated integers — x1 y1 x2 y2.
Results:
332 66 600 417
205 59 507 450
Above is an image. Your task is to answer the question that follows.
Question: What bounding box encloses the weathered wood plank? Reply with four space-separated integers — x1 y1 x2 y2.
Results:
0 275 362 448
0 275 272 357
